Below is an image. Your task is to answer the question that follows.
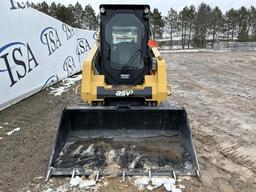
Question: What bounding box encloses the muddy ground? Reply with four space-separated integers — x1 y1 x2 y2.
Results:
0 51 255 192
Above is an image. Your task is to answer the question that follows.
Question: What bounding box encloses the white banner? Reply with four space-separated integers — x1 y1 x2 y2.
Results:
0 0 96 110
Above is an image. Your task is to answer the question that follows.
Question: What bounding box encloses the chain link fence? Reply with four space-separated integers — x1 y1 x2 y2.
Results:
213 42 256 52
158 40 256 52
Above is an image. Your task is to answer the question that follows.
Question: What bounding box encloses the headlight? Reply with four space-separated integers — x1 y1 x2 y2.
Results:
100 7 105 14
144 7 149 14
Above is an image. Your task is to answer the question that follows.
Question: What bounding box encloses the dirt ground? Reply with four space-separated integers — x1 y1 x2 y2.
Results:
0 51 255 192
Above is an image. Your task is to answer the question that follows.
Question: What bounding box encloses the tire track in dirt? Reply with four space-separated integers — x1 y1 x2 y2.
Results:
169 52 256 172
164 51 256 191
219 143 256 173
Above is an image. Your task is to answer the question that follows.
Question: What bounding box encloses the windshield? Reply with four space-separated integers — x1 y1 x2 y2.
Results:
105 13 145 70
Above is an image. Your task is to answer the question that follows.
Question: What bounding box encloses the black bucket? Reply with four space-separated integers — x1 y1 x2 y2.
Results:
47 105 199 178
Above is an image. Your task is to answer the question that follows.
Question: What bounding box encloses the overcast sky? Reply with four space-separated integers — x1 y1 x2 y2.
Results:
24 0 256 15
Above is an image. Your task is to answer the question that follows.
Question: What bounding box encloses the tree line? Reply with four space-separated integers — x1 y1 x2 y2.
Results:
152 3 256 48
26 1 98 30
27 2 256 48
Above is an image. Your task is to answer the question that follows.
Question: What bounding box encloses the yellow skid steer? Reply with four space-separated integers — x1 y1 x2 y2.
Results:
47 4 199 179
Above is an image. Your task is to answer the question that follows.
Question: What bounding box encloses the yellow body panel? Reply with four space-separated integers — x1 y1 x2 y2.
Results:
81 45 167 105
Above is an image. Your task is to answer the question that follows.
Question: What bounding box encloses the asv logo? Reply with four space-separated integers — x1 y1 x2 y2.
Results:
62 24 75 40
115 90 134 97
76 38 91 56
0 42 39 87
63 56 76 76
40 27 62 55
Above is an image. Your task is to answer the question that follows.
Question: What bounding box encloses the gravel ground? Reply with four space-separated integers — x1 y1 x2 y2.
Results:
0 51 255 192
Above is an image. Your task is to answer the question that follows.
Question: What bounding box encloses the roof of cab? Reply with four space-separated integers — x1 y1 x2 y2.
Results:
99 4 150 10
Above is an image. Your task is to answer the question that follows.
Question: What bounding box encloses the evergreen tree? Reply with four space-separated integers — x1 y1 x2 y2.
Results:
225 9 238 41
54 4 75 26
49 2 57 18
37 1 50 15
210 7 223 47
249 6 256 40
179 7 189 49
83 4 98 30
193 3 211 48
164 8 179 47
26 1 36 9
186 5 195 48
150 8 165 39
180 6 195 48
237 7 250 41
72 2 84 28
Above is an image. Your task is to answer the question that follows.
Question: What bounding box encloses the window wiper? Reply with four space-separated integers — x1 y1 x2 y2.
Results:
121 50 142 69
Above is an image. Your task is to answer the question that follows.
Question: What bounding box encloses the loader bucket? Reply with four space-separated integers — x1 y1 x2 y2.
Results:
47 106 199 178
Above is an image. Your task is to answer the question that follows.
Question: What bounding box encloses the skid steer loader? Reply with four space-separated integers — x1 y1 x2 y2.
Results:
47 4 199 179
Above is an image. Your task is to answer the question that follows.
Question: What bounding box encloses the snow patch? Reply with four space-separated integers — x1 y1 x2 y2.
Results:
79 179 96 189
160 49 200 53
0 137 2 140
42 188 54 192
69 176 96 189
4 122 8 125
134 176 182 192
49 74 82 96
0 126 3 129
70 176 80 187
134 176 150 188
152 177 175 187
178 184 186 189
6 127 20 136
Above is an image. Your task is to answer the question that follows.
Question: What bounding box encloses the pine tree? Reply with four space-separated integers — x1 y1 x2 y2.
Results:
72 2 84 28
187 5 195 48
225 9 239 41
249 6 256 40
83 4 98 30
210 7 223 47
37 1 50 15
150 8 165 39
179 7 188 49
237 7 250 42
193 3 211 48
54 4 75 26
26 1 36 9
179 6 195 48
48 2 57 18
164 8 179 47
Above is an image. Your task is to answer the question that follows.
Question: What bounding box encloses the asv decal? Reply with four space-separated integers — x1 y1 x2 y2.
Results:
0 42 39 87
115 90 134 97
40 27 62 55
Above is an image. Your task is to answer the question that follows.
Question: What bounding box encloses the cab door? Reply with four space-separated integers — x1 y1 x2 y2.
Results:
101 10 149 85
